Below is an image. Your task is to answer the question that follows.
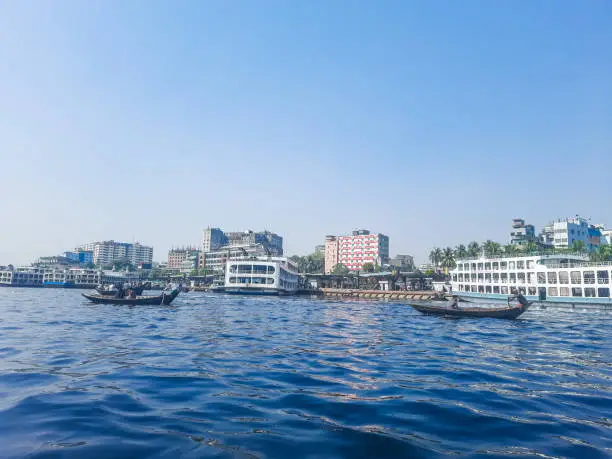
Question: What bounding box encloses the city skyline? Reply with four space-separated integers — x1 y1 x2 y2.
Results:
1 2 611 265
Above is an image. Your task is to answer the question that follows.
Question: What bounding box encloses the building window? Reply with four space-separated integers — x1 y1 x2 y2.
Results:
571 287 582 297
598 288 610 297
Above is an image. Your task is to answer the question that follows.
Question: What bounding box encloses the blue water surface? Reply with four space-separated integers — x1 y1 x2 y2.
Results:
0 289 611 458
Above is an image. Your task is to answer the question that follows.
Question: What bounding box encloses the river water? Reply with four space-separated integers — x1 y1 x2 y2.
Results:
1 289 611 458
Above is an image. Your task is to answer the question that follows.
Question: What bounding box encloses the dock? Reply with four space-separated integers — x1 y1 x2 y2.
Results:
297 288 439 301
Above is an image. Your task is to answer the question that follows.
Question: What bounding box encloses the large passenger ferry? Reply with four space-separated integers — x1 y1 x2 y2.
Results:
224 257 299 295
450 253 612 305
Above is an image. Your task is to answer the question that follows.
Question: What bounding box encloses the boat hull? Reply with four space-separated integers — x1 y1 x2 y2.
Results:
409 300 530 319
82 289 179 305
224 287 296 296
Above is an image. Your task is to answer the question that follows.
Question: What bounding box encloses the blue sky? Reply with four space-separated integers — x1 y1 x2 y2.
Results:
1 1 610 265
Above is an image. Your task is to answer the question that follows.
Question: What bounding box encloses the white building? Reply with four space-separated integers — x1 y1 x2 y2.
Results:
78 241 153 266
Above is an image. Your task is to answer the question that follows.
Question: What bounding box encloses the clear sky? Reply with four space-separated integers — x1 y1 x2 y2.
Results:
1 1 610 265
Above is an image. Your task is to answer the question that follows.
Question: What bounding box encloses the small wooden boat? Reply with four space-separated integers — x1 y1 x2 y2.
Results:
82 288 179 305
409 295 531 319
95 282 151 296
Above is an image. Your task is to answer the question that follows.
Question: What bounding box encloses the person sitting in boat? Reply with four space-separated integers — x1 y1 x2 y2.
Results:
450 297 459 309
114 284 125 298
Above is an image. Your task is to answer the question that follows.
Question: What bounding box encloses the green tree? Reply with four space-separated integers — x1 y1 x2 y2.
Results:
503 244 519 256
523 241 539 253
331 263 350 275
441 247 456 269
483 240 502 257
467 241 481 258
429 247 443 267
454 244 468 259
571 240 586 252
362 262 375 273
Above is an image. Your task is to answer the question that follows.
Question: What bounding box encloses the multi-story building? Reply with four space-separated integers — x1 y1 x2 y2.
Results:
510 218 536 246
324 230 389 272
77 241 153 266
389 254 415 271
202 228 228 252
324 236 339 274
539 217 601 251
167 247 199 270
314 244 325 255
64 250 94 264
204 244 271 273
601 229 612 245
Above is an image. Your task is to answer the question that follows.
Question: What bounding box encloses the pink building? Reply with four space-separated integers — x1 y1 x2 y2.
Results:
325 230 390 273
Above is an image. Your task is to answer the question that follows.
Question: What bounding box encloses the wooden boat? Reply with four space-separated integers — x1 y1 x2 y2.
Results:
95 282 151 296
82 288 180 305
409 295 531 319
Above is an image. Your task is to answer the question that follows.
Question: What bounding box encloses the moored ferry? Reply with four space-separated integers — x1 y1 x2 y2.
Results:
224 257 299 295
450 253 612 306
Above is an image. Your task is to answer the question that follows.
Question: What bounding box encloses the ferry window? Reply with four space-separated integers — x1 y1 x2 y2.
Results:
452 274 457 281
597 271 609 284
571 287 583 297
527 273 534 284
501 286 509 294
229 277 237 284
493 273 499 282
583 271 595 284
493 286 500 293
485 262 491 270
598 288 610 297
267 266 275 274
517 273 525 283
548 287 558 296
501 273 507 283
528 287 537 295
485 274 491 282
266 278 274 284
558 272 569 284
570 271 581 284
560 287 570 296
527 260 534 269
510 273 516 283
458 274 463 282
471 263 476 270
471 274 476 282
478 273 484 281
517 261 525 269
547 272 557 284
471 285 477 292
493 262 499 270
478 263 484 270
509 261 515 269
478 286 484 293
518 287 526 294
537 272 546 283
485 286 492 293
584 288 596 297
253 265 268 274
237 265 252 274
500 262 507 269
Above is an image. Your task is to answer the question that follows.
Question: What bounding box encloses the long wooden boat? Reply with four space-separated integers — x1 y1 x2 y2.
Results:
82 289 179 305
409 296 531 319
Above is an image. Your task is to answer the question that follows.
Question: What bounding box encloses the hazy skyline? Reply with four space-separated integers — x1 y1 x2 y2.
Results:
1 1 610 265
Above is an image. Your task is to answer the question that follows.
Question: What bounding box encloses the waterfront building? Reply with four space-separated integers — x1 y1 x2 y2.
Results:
539 216 600 251
314 244 325 255
64 250 93 264
450 252 612 305
202 227 227 252
601 229 612 245
224 257 299 295
43 268 102 288
324 236 339 274
510 218 536 246
36 256 76 268
324 229 389 272
389 254 415 271
167 247 199 269
77 241 153 266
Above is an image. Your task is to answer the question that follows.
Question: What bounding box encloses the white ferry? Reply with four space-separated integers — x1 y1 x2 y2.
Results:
450 253 612 306
224 257 299 295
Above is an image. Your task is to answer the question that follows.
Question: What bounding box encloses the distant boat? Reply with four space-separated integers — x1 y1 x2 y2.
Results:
409 295 531 319
82 288 179 305
223 257 299 295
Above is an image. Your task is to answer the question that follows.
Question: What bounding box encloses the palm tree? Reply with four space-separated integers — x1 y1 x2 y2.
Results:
523 241 539 253
503 244 519 256
454 244 468 259
590 244 612 262
467 241 481 258
441 247 456 270
483 240 502 257
429 247 443 267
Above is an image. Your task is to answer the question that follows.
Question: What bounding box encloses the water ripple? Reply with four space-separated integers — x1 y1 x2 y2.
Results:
0 290 611 458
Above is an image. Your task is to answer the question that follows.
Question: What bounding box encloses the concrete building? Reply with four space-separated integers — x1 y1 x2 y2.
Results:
202 228 227 252
324 230 389 273
64 251 93 264
314 244 325 255
540 216 601 251
77 241 153 266
389 254 415 271
324 236 339 274
601 229 612 245
510 218 536 246
168 248 200 270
